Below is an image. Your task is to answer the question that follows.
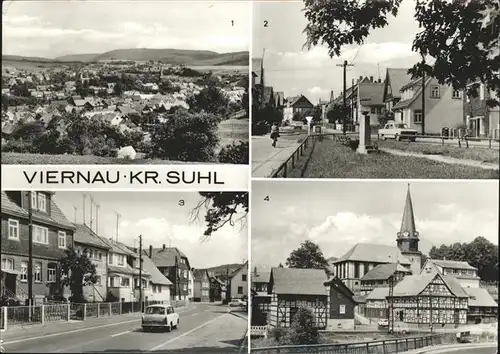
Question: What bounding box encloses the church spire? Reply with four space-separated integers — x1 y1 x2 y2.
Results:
398 184 419 239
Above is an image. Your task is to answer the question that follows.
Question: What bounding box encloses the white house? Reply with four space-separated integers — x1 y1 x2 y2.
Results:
420 259 480 289
229 261 248 300
139 253 172 303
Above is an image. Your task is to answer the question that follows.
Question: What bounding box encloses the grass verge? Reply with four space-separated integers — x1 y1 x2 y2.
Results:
288 140 499 179
377 140 499 164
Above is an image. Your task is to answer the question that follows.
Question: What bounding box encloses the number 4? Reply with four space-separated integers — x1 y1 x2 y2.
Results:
264 196 270 201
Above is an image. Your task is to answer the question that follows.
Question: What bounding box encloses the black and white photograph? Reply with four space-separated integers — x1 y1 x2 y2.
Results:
0 191 249 353
250 180 498 353
1 1 250 165
251 1 499 178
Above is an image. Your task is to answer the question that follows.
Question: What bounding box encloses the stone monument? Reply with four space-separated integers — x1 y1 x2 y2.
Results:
356 111 372 154
306 116 313 135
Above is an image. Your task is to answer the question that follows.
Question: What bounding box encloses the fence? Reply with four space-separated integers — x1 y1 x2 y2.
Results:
251 334 447 353
1 299 186 330
377 133 500 149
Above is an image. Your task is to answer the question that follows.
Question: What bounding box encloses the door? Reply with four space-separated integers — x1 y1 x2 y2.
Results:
5 274 16 295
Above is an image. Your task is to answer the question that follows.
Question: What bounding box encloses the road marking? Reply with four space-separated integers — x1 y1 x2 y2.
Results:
110 330 132 337
148 314 227 351
2 318 141 345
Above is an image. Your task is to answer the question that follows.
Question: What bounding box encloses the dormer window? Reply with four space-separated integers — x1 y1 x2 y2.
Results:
31 192 47 212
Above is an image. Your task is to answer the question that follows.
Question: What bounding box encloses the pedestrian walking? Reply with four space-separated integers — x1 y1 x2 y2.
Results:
270 122 280 148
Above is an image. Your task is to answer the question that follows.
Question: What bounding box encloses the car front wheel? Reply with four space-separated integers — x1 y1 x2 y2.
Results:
395 134 401 141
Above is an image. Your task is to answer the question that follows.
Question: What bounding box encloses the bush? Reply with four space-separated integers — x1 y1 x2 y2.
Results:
148 109 219 162
252 121 269 136
218 141 249 164
279 307 319 345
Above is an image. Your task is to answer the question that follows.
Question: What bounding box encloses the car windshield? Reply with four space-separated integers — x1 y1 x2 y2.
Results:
395 124 408 128
146 306 165 315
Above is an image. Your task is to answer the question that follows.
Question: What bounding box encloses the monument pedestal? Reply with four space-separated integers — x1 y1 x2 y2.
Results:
357 114 372 155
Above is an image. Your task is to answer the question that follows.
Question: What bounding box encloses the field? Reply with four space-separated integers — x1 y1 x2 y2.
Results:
377 140 500 164
287 139 499 179
2 60 76 72
1 118 249 165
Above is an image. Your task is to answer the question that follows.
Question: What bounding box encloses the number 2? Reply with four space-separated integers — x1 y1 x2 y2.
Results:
264 20 269 27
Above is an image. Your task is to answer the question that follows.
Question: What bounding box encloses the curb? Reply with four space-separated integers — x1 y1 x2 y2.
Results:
238 329 249 353
404 342 497 354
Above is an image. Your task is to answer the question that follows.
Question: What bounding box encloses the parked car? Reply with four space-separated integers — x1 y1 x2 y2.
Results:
377 319 389 328
379 121 418 141
141 305 179 332
229 299 246 307
389 322 410 334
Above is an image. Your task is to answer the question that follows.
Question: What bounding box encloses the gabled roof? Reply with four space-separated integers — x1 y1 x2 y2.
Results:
192 268 209 281
1 191 75 230
141 254 172 286
149 247 189 268
253 271 271 284
229 261 248 279
252 58 263 79
324 276 356 303
392 77 433 110
97 236 135 256
429 259 477 271
463 287 497 307
73 224 111 250
366 287 389 301
334 243 411 265
358 82 385 106
286 94 314 108
393 273 468 298
270 267 328 296
384 68 412 101
361 263 412 281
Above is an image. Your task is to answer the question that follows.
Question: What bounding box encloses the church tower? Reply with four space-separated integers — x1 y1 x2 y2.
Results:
396 184 422 275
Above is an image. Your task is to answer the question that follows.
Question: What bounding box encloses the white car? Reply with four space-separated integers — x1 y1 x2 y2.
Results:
389 322 410 334
229 299 247 307
141 304 179 332
377 319 389 327
379 121 418 141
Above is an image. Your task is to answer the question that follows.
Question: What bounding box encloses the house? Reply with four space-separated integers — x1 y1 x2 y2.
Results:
284 95 314 117
250 267 272 325
463 287 498 324
229 261 248 300
365 287 389 320
1 191 75 303
268 267 329 329
360 263 412 296
324 277 358 330
192 268 210 302
209 275 226 302
352 77 385 126
464 82 499 138
391 76 464 134
139 252 173 304
73 224 110 302
383 68 413 113
148 245 191 301
251 267 271 295
188 269 194 300
420 259 480 289
389 273 468 328
252 58 263 89
273 91 285 108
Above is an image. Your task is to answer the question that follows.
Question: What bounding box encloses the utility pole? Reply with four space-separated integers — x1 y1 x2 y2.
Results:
139 235 143 312
115 211 121 242
421 57 426 135
27 192 33 309
82 193 86 225
336 60 354 134
388 274 394 333
73 206 77 223
90 196 94 232
95 204 100 235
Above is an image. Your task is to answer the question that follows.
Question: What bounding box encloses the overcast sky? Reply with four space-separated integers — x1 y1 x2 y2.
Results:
252 181 498 269
2 1 250 58
53 192 248 269
253 0 422 103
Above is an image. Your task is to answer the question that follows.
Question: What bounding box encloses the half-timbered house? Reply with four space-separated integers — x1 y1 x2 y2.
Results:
389 273 468 328
268 267 328 329
324 277 357 329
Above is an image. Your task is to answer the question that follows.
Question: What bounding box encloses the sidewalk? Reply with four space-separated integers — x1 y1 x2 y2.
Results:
0 304 194 342
252 135 306 177
404 342 497 354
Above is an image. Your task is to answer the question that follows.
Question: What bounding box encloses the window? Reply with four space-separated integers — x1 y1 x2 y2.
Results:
121 277 130 287
47 265 56 282
183 284 187 291
118 255 125 266
430 85 440 99
414 110 423 124
183 270 187 278
8 219 19 239
34 262 42 282
242 274 247 281
339 305 346 314
238 286 243 294
20 261 28 281
152 284 157 293
38 193 46 212
58 231 66 248
108 253 114 265
98 252 102 261
31 192 37 209
33 225 48 244
158 285 162 293
479 84 485 100
452 90 461 99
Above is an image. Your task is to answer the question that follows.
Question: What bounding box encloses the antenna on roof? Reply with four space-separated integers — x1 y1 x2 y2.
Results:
82 193 87 225
95 204 100 235
73 206 77 223
378 63 381 82
115 211 121 242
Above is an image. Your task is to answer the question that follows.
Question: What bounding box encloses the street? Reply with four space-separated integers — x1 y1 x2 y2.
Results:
2 304 248 353
406 343 498 354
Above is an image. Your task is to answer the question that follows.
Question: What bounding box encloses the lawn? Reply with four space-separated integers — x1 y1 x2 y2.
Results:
288 140 499 179
218 117 249 148
377 140 500 164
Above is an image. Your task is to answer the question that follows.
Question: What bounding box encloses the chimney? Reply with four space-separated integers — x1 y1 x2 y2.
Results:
329 90 334 102
254 266 257 275
162 244 166 250
134 247 138 254
378 78 382 83
370 76 373 82
149 245 153 258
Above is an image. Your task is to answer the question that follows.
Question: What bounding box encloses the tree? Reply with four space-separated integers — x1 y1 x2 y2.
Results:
187 79 230 118
218 141 249 164
278 263 284 268
2 94 9 111
286 240 329 270
312 105 323 123
148 109 220 162
191 192 249 237
59 247 98 302
113 82 123 96
326 103 345 124
303 0 499 107
279 307 319 345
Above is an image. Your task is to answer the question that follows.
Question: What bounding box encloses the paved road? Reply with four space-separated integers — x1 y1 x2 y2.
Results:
252 134 307 177
406 343 497 354
2 304 247 353
434 348 495 354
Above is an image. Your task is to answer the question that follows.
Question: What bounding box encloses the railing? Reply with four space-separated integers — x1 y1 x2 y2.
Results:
251 334 444 353
270 135 313 178
251 325 269 338
377 133 500 149
1 299 184 330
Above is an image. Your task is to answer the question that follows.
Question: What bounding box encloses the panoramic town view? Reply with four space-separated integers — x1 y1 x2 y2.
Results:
1 191 249 352
251 180 498 354
251 1 499 179
1 1 250 165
